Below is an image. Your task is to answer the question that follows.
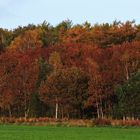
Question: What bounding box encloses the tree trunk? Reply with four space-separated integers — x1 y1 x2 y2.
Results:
99 97 104 118
125 63 129 80
100 106 104 119
61 107 64 119
123 116 126 121
8 106 12 118
24 108 29 119
55 98 58 119
96 101 100 118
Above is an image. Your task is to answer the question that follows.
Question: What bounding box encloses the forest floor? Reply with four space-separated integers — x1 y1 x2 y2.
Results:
0 125 140 140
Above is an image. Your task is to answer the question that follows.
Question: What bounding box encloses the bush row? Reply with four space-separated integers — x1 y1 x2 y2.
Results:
0 117 140 127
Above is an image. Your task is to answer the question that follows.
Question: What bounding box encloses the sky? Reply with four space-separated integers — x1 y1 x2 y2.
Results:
0 0 140 29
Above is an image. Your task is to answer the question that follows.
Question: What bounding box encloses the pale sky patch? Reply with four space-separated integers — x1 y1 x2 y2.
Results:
0 0 140 29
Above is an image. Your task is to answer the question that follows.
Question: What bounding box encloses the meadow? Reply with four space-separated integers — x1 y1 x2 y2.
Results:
0 125 139 140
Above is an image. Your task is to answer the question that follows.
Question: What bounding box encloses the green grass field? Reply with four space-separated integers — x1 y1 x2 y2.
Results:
0 125 139 140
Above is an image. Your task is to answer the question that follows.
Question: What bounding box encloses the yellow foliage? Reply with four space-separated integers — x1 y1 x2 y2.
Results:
8 29 43 51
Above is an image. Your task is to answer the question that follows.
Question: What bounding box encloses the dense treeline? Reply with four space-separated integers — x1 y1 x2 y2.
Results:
0 20 139 119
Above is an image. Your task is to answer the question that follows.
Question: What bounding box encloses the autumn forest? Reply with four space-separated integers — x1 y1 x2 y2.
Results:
0 20 140 120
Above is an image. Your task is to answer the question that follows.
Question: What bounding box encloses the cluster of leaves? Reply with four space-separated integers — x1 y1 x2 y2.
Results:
0 20 139 119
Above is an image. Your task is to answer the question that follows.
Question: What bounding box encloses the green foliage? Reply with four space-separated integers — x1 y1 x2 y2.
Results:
29 58 52 117
115 70 140 118
0 28 12 51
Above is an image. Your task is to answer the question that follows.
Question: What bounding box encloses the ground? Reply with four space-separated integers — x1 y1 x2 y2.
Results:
0 125 140 140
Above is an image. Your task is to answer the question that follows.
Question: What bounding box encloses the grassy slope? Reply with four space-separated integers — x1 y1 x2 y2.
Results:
0 125 139 140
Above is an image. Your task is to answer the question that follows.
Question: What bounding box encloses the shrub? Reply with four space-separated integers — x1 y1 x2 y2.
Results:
94 118 111 126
